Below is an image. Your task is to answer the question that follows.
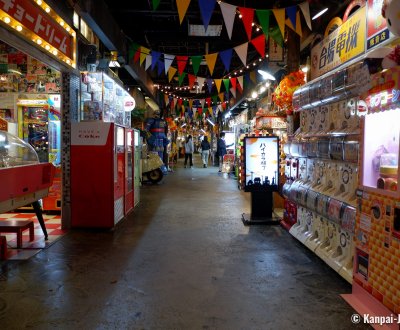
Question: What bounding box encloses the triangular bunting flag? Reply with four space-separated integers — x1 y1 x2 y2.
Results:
219 48 232 72
157 60 164 76
189 99 193 109
234 42 248 66
151 51 161 71
200 99 205 109
237 76 244 90
164 94 169 105
197 77 205 90
134 48 140 63
191 55 202 76
219 2 236 39
176 0 191 24
296 11 302 37
272 8 285 39
145 54 152 71
176 55 188 74
299 2 312 31
212 95 218 104
214 79 222 93
230 87 236 99
206 97 211 108
206 78 213 93
129 43 140 61
168 66 177 82
251 34 265 58
178 72 187 86
140 47 150 66
152 0 161 10
218 92 224 102
255 10 271 39
270 25 284 48
230 77 237 91
239 7 255 40
250 71 257 84
188 74 196 88
198 0 216 31
223 78 230 92
286 6 297 30
164 54 175 75
205 53 218 75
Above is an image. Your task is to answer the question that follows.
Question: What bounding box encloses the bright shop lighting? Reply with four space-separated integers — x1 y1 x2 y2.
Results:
257 70 276 81
206 118 215 126
312 8 328 20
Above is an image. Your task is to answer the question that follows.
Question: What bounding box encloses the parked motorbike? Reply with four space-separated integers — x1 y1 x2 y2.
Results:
142 151 164 184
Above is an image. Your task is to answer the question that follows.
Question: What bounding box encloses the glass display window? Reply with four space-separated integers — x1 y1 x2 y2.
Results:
362 109 400 193
0 131 39 168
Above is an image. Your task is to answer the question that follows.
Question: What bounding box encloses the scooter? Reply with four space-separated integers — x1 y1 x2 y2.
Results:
142 151 164 184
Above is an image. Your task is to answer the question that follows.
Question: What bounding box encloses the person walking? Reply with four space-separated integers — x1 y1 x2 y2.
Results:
217 132 227 173
200 136 211 168
184 135 194 168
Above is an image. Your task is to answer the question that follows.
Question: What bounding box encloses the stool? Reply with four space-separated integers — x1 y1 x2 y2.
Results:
0 220 34 248
0 236 7 259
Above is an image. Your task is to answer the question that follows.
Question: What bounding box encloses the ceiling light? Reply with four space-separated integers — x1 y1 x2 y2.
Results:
3 17 11 24
16 25 22 31
257 70 276 81
251 91 258 98
207 118 215 126
312 8 328 20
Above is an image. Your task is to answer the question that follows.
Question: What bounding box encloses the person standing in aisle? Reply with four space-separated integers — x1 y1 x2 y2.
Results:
184 135 194 168
217 132 227 173
200 136 211 168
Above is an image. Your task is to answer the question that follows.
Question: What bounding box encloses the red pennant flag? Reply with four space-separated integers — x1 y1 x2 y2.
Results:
188 74 196 89
176 55 188 74
222 102 227 110
230 77 237 91
251 34 266 58
178 98 183 106
206 97 211 108
239 7 255 40
134 47 141 63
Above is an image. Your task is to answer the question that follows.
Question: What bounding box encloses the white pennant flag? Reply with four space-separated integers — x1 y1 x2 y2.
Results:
197 77 206 90
219 2 237 40
299 2 312 31
234 43 248 66
200 99 205 109
230 87 236 98
237 76 244 89
173 97 178 107
164 54 175 75
145 54 152 71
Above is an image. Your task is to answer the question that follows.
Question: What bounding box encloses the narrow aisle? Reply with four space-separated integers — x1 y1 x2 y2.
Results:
0 155 369 329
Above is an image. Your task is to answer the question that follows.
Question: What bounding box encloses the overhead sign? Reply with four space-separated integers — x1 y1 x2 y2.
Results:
311 5 366 80
366 0 390 50
124 96 136 112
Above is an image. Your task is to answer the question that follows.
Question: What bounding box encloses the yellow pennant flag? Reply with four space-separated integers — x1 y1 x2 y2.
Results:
214 79 222 93
218 92 224 102
272 9 285 39
140 47 150 66
189 99 193 109
205 53 218 76
176 0 191 24
208 107 213 115
168 66 177 82
285 12 302 37
250 71 256 84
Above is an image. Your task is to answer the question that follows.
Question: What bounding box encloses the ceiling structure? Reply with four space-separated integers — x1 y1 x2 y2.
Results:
103 0 353 102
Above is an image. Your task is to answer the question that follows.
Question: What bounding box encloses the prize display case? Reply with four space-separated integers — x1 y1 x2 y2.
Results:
70 72 136 228
0 131 55 213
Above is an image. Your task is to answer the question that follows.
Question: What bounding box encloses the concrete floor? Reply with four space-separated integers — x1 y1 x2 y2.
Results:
0 155 371 330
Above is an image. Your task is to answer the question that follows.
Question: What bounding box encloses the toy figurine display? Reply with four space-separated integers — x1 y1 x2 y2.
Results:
144 109 169 172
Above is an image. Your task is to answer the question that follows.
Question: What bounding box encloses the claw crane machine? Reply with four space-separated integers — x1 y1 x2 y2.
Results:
343 66 400 321
70 71 135 228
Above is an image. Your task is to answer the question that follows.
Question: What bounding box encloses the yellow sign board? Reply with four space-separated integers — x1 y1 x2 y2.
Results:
311 6 366 80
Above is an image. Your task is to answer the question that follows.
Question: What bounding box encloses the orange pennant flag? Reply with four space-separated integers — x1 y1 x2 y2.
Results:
214 79 222 93
218 92 224 102
272 8 285 39
168 66 177 82
176 0 191 24
205 53 218 76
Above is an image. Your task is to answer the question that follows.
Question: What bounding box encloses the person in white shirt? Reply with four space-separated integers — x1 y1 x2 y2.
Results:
184 135 194 168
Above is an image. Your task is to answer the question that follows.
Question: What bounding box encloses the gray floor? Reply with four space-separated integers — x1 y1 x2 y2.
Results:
0 155 371 330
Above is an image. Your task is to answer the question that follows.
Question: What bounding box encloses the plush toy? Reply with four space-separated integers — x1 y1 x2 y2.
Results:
382 0 400 37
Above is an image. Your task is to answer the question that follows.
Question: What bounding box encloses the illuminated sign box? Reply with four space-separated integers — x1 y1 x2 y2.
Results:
243 136 280 192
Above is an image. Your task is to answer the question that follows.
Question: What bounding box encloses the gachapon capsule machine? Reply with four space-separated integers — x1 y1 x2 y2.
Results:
343 67 400 319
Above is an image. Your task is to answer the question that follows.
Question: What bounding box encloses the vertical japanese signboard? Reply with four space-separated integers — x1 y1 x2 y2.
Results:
311 5 366 80
366 0 390 50
244 136 279 190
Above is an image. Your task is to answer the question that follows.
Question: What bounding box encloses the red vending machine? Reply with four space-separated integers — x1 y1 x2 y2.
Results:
71 122 125 228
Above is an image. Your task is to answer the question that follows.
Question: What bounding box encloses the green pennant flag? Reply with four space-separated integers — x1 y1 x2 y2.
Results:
256 10 270 39
129 43 140 61
178 72 187 86
270 25 284 48
152 0 161 10
191 55 202 76
211 95 218 104
184 99 189 107
223 78 230 92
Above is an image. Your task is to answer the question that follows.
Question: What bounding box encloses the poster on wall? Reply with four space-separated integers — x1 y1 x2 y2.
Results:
268 37 284 62
244 136 279 191
366 0 390 50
